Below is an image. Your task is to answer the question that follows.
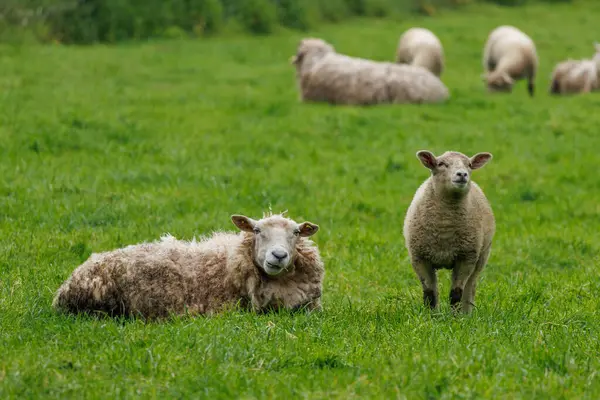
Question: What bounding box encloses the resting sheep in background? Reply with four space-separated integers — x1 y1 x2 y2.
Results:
396 27 444 77
550 43 600 94
403 150 495 314
53 212 324 319
290 37 449 105
482 25 538 96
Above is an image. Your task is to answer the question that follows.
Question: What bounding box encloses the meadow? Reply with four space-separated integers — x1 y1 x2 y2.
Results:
1 1 600 398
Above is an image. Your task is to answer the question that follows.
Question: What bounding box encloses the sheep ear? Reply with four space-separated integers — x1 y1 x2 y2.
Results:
502 72 514 85
470 152 493 169
231 215 256 232
416 150 437 170
298 222 319 237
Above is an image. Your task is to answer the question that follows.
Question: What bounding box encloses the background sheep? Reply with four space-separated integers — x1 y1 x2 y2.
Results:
550 44 600 94
396 27 444 77
403 150 495 313
482 25 538 96
53 212 324 319
290 37 449 105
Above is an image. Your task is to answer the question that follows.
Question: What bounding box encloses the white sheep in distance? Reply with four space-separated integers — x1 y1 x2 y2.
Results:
403 150 495 313
550 44 600 94
482 25 538 96
290 37 449 105
396 27 444 77
52 212 324 319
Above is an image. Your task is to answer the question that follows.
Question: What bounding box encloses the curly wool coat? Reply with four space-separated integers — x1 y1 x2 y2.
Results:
291 38 449 105
53 227 324 319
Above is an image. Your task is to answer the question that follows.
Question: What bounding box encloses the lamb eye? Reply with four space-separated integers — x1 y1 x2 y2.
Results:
438 162 447 167
253 228 261 234
293 230 300 236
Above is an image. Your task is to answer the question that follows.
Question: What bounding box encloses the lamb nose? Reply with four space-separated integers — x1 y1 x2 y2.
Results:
456 171 467 178
272 250 287 260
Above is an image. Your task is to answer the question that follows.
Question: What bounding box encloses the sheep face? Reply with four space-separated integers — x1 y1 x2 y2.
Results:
231 214 319 276
484 71 514 92
417 150 493 195
290 38 334 68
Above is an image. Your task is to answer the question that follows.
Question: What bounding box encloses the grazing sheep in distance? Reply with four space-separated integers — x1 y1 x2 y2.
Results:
53 212 324 319
290 37 449 105
403 150 495 313
550 44 600 94
482 25 538 96
396 27 444 77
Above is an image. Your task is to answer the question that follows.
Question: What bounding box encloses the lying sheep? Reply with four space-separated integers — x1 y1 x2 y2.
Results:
549 59 581 94
396 27 444 77
290 37 449 105
550 60 598 94
403 150 495 313
53 212 324 319
550 44 600 94
482 25 538 96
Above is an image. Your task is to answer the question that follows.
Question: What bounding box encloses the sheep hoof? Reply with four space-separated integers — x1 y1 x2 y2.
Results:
423 289 437 309
449 288 463 307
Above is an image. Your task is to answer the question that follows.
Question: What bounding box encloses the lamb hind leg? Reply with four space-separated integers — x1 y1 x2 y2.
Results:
527 79 535 96
527 72 535 96
462 246 492 313
450 261 476 312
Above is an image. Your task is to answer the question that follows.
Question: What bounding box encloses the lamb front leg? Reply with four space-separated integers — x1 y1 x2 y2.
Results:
412 259 438 309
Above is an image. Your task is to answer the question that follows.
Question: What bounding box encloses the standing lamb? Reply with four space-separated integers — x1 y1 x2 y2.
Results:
403 150 495 313
549 44 600 94
396 27 444 77
290 37 449 105
53 212 324 319
482 25 538 96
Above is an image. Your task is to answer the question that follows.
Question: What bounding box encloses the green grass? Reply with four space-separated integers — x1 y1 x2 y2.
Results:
1 1 600 398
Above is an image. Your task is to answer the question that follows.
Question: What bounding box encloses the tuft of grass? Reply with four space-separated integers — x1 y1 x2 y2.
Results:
1 1 600 398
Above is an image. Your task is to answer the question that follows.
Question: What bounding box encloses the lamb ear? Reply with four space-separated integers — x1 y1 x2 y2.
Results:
502 72 514 85
231 215 256 232
298 222 319 237
470 152 493 170
416 150 437 170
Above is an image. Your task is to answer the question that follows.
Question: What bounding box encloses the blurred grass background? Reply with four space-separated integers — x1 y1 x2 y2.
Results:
0 0 575 44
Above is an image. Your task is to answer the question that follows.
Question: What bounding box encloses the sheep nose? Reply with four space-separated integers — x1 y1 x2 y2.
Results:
271 250 288 260
456 171 468 179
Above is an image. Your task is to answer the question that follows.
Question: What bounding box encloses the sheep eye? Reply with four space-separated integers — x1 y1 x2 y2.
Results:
253 228 261 234
293 229 300 236
437 162 447 167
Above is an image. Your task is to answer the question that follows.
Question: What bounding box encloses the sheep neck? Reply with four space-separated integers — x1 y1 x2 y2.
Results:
430 180 471 208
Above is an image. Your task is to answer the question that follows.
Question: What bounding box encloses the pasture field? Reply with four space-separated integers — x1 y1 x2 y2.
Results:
1 1 600 398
